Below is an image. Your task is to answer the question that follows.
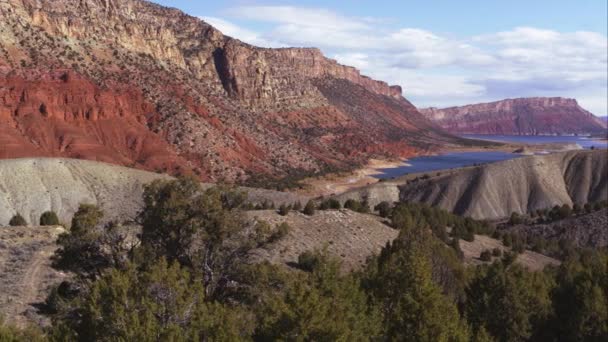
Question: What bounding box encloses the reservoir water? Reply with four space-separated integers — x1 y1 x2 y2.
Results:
373 135 607 179
373 151 521 179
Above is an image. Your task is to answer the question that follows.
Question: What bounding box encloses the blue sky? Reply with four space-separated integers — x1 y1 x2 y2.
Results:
152 0 608 115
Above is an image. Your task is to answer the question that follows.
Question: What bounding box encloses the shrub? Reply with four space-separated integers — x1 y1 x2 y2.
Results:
344 199 370 213
450 237 464 260
297 250 321 272
302 200 316 216
318 198 341 210
292 201 302 211
278 204 290 216
269 223 291 242
479 250 492 262
40 211 60 226
374 201 392 218
9 213 27 226
509 212 523 225
492 248 502 257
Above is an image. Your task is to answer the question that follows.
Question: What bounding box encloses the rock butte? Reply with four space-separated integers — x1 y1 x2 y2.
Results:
420 97 607 135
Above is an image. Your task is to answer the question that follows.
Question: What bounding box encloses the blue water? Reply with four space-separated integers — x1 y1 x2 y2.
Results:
463 134 608 149
373 151 521 179
372 135 607 180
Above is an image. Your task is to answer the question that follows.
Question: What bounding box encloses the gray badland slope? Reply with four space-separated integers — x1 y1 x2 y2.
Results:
0 158 309 226
0 158 171 225
335 150 607 220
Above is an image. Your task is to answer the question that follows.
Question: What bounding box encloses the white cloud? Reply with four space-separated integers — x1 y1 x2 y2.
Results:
200 16 284 48
208 6 608 114
227 6 369 31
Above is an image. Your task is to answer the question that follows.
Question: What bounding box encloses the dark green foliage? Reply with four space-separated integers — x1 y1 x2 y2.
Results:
0 318 45 342
549 251 608 341
388 201 492 243
492 248 502 257
508 212 523 225
302 200 316 216
480 250 492 261
9 213 27 226
246 255 382 341
502 233 512 247
138 177 255 297
39 211 60 226
343 199 370 213
465 261 553 341
363 227 470 341
277 204 290 216
450 237 464 260
269 222 291 242
52 204 110 279
40 176 607 341
374 201 392 218
297 250 321 272
70 204 103 235
318 198 341 210
51 259 253 341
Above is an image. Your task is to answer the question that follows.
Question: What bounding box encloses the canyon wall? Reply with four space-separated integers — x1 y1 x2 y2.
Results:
421 98 607 135
0 0 460 181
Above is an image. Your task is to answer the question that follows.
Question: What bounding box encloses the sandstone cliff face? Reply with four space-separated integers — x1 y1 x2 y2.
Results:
421 98 607 135
335 150 608 220
0 0 459 181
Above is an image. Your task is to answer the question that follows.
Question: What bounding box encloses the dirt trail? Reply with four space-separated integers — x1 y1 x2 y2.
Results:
17 249 55 316
0 226 67 327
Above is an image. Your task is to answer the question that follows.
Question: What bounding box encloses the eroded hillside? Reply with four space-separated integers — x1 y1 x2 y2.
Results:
0 158 308 226
335 150 608 220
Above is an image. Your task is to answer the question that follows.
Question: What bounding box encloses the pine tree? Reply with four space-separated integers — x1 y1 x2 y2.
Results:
303 200 316 216
364 228 470 341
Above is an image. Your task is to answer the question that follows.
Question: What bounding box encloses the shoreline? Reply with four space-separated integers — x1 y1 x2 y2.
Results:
297 159 409 197
298 139 593 198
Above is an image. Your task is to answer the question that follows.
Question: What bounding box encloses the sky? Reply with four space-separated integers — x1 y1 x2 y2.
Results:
152 0 608 115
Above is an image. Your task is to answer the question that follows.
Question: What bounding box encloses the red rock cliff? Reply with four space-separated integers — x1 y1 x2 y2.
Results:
421 98 607 135
0 0 459 182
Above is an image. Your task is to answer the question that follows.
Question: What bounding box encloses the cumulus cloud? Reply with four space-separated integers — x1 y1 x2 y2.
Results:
206 6 607 115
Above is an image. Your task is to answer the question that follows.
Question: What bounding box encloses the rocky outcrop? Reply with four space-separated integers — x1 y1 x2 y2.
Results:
335 150 608 220
0 0 455 181
421 97 607 135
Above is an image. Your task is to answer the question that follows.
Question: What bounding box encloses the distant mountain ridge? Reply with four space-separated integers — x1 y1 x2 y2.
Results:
420 97 607 135
0 0 463 182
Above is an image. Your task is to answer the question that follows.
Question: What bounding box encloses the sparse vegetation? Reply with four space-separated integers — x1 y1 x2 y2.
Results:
318 198 341 210
39 211 60 226
343 199 370 213
479 249 492 261
303 200 316 216
9 213 27 226
277 204 290 216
